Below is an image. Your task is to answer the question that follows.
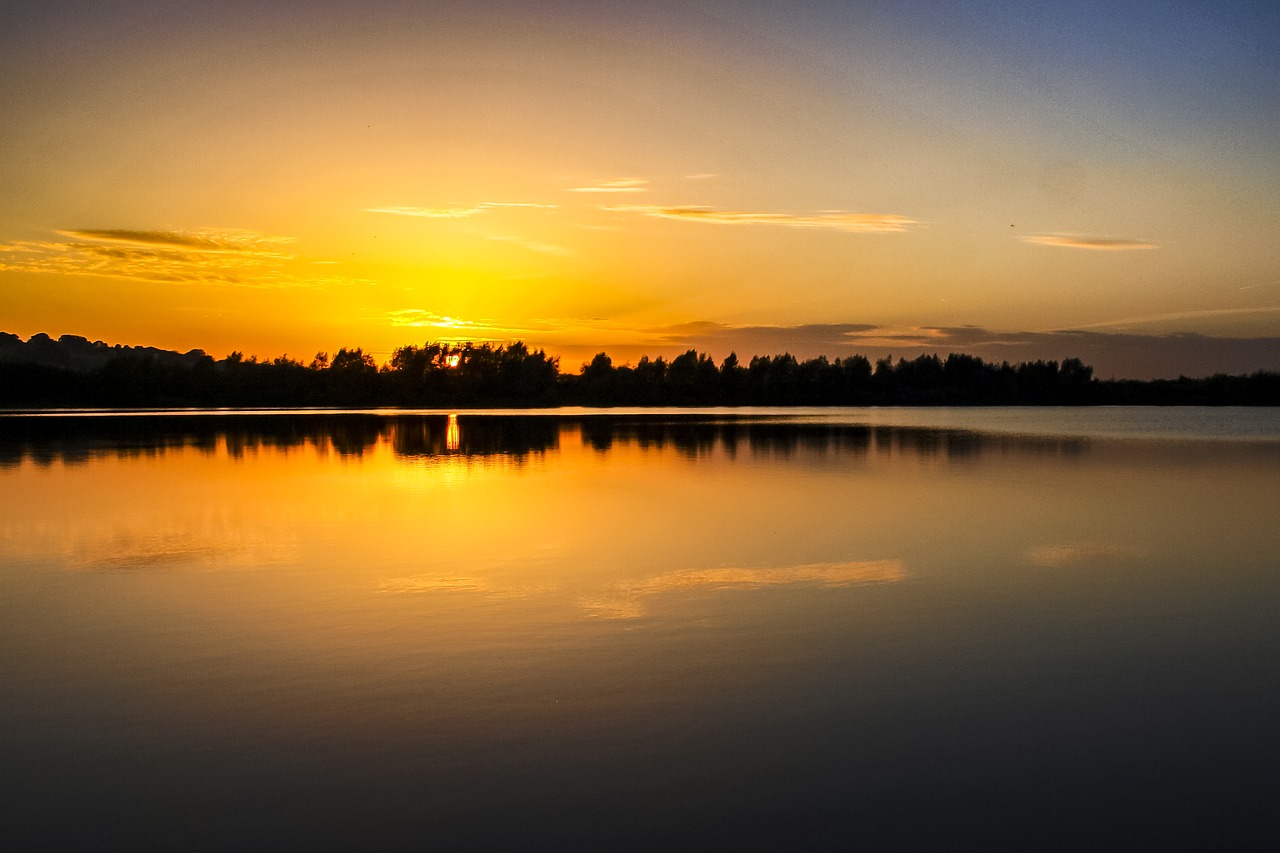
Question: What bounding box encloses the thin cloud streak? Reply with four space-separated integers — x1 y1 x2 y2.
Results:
55 228 293 256
559 320 1280 379
367 206 486 218
385 309 565 338
365 202 558 219
1063 306 1280 330
653 320 879 354
567 178 648 193
605 205 916 233
485 235 573 256
838 325 1280 379
1022 234 1158 250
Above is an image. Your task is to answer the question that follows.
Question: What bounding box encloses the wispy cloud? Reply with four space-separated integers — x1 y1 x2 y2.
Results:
55 228 292 256
385 310 564 338
684 173 717 180
837 324 1280 379
365 202 558 219
604 205 916 233
484 234 573 257
591 321 1280 379
0 228 347 287
366 205 486 219
1065 306 1280 330
567 178 648 193
478 202 558 209
1021 233 1157 250
654 321 880 354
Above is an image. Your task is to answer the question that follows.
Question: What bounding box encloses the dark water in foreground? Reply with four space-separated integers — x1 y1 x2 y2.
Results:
3 408 1279 850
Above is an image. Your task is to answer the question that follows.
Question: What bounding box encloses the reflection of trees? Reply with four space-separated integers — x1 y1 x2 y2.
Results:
389 416 559 459
566 416 1095 461
566 418 1088 461
0 414 563 466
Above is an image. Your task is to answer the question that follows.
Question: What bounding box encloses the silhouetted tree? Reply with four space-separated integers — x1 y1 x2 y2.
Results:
5 329 1280 408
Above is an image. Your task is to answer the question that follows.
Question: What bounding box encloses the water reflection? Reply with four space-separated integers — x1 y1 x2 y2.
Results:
579 559 905 619
445 412 460 451
1025 541 1143 567
4 410 1280 849
0 411 1096 466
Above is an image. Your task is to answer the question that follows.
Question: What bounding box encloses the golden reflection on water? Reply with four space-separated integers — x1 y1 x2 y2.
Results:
5 413 1280 851
446 412 460 451
1025 541 1144 567
578 559 906 619
2 414 1279 640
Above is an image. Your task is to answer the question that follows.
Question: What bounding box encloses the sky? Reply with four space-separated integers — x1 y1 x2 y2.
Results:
2 0 1278 378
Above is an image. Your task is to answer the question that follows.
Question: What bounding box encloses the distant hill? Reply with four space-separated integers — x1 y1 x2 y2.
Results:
0 332 212 372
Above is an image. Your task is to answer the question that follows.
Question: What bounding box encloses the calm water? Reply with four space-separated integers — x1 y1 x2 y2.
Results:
3 408 1279 850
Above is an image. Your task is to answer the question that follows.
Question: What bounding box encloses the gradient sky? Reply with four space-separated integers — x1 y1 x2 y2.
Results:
3 0 1278 377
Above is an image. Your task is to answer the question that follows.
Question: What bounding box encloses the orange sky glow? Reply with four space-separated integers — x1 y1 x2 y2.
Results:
2 0 1278 378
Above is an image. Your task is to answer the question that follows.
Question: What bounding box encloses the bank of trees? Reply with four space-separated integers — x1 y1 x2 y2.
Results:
0 339 561 407
1 333 1277 407
569 350 1096 405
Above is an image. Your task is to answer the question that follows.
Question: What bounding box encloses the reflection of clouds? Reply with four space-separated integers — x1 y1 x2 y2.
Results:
2 518 297 571
581 559 905 619
1026 541 1140 567
377 573 547 598
379 574 496 593
376 559 903 618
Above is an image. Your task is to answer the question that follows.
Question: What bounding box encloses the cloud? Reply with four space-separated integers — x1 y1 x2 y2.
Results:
0 228 360 288
1021 233 1157 250
484 234 573 256
1067 306 1280 330
570 320 1280 379
366 205 487 218
684 173 717 180
480 202 558 210
604 205 915 233
567 178 648 193
55 228 293 256
653 321 881 355
365 202 558 219
837 325 1280 379
385 310 564 338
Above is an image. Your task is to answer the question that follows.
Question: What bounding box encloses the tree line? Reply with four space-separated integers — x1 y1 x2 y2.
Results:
2 333 1278 407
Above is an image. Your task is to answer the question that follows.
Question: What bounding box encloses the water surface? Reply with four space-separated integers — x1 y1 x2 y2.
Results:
3 409 1279 849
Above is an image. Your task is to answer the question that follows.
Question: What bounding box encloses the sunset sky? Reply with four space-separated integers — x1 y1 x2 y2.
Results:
3 0 1278 378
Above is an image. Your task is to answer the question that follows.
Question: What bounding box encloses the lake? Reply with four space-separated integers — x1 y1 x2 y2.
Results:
3 407 1279 850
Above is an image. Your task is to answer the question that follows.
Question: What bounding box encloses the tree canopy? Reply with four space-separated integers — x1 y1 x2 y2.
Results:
1 332 1278 408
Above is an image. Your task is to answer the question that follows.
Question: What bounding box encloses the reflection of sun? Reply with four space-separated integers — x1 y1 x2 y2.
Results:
446 353 461 368
446 413 460 451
